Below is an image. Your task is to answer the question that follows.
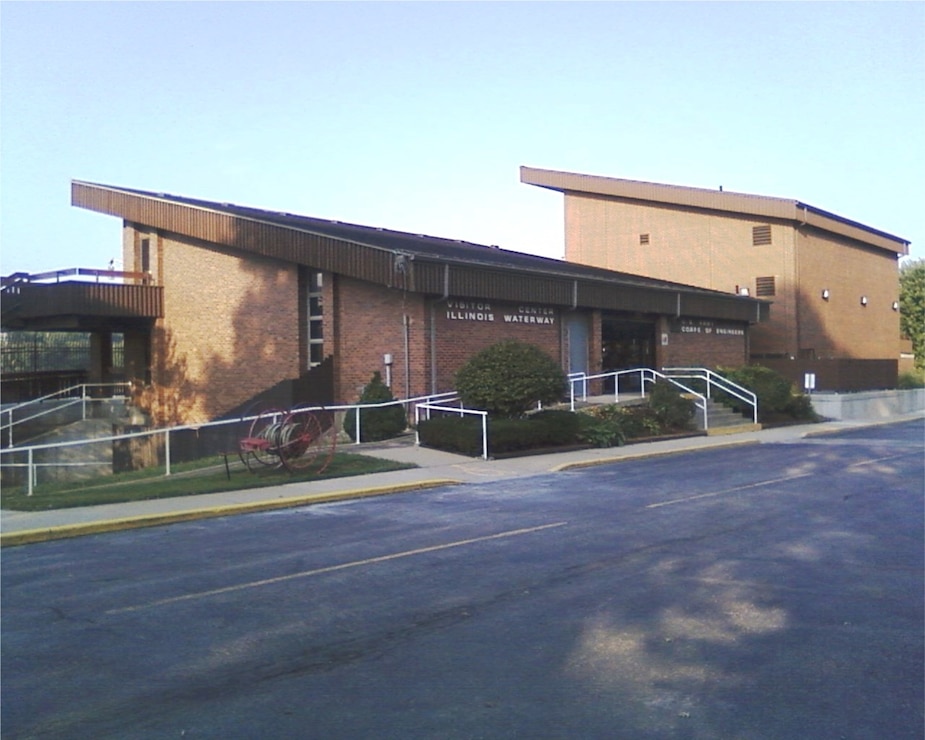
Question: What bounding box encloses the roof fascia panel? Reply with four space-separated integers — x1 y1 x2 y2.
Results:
522 166 908 255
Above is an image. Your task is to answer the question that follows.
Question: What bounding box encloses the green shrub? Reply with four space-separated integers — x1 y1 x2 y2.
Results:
647 380 696 431
577 402 666 442
784 393 819 421
898 369 925 389
717 365 794 422
416 415 482 456
455 340 567 418
529 409 582 440
576 412 626 448
717 364 823 423
623 406 662 438
343 371 408 442
417 410 582 456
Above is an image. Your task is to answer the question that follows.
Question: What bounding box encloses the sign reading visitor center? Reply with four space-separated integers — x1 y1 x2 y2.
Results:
445 299 557 326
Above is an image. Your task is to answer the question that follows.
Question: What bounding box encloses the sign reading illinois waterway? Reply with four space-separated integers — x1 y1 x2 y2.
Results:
444 299 557 326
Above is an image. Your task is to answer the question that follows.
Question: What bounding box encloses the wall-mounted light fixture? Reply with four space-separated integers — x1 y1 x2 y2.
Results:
860 295 868 306
821 289 830 300
892 301 899 311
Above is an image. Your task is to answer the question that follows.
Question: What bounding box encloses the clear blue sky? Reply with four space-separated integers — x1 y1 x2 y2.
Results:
2 1 922 276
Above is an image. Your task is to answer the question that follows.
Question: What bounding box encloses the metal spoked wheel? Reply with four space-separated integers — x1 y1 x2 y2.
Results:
239 406 287 472
277 409 338 474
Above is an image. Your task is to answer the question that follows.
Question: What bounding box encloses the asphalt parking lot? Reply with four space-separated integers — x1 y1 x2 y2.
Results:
2 420 923 739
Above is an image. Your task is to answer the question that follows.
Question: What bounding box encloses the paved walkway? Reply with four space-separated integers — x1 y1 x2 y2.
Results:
3 413 922 546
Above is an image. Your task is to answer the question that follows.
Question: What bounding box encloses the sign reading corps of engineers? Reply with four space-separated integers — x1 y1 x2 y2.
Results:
444 299 557 326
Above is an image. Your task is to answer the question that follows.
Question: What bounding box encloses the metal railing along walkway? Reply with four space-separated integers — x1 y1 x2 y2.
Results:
0 391 458 496
567 367 757 430
661 367 758 425
2 383 133 448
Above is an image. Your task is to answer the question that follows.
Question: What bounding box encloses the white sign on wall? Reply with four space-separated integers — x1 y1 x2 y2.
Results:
444 299 557 326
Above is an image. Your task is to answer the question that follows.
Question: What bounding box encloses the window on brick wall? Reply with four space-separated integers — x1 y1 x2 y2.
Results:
752 224 772 246
307 271 324 368
639 233 650 245
140 238 150 273
755 276 776 296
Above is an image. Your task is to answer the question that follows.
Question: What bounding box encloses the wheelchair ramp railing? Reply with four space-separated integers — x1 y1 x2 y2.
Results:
567 368 710 429
661 367 758 425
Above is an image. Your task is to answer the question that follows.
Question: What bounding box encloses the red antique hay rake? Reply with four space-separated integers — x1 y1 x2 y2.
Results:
238 406 337 474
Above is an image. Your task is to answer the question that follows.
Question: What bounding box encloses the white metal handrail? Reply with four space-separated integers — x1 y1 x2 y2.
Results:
567 368 710 428
0 390 458 495
567 368 651 411
414 400 488 460
1 382 132 448
641 368 709 429
290 391 458 445
662 367 758 424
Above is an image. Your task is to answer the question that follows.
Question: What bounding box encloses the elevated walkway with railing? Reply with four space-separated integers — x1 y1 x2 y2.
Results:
1 267 162 332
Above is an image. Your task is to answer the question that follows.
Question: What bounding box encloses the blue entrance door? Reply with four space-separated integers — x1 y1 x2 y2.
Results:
566 314 589 376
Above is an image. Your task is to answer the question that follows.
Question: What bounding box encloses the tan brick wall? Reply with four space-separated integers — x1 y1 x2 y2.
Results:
132 229 300 423
796 230 901 359
562 193 902 361
564 194 791 293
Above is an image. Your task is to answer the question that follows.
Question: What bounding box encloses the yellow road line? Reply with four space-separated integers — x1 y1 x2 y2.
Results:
107 521 568 614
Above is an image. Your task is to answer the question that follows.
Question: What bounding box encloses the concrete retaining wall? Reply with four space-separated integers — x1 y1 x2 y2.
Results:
810 389 925 421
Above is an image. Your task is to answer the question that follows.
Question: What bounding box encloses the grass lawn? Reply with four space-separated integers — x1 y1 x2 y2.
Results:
0 452 416 512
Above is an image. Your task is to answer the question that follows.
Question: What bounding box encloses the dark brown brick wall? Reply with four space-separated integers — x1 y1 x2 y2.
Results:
127 230 752 420
331 277 431 403
430 297 563 392
657 316 748 369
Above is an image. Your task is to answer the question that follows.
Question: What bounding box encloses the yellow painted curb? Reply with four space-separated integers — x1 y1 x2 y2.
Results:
706 423 762 436
549 440 760 472
0 479 462 547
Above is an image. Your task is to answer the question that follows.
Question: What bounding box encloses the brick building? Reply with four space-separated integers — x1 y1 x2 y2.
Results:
35 180 770 424
522 167 910 389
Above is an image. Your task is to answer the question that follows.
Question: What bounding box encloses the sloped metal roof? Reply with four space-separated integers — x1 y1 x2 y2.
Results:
72 180 769 323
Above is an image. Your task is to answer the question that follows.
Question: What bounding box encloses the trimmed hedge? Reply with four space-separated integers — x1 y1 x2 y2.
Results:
417 409 582 457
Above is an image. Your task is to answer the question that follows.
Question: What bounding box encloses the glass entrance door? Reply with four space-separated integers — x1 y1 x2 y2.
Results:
601 317 655 390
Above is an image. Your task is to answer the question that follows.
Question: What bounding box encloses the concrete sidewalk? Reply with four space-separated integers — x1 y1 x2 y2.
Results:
3 414 922 546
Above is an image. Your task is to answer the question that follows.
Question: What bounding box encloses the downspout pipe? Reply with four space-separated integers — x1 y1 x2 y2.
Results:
430 264 451 393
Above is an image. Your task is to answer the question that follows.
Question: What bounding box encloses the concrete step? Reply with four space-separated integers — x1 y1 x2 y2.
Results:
700 400 756 431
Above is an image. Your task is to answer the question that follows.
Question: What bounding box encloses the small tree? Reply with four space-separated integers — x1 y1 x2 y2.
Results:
343 371 407 442
455 340 567 418
900 258 925 370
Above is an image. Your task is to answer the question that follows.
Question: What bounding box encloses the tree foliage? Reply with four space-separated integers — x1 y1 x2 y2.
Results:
454 340 567 418
900 259 925 370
